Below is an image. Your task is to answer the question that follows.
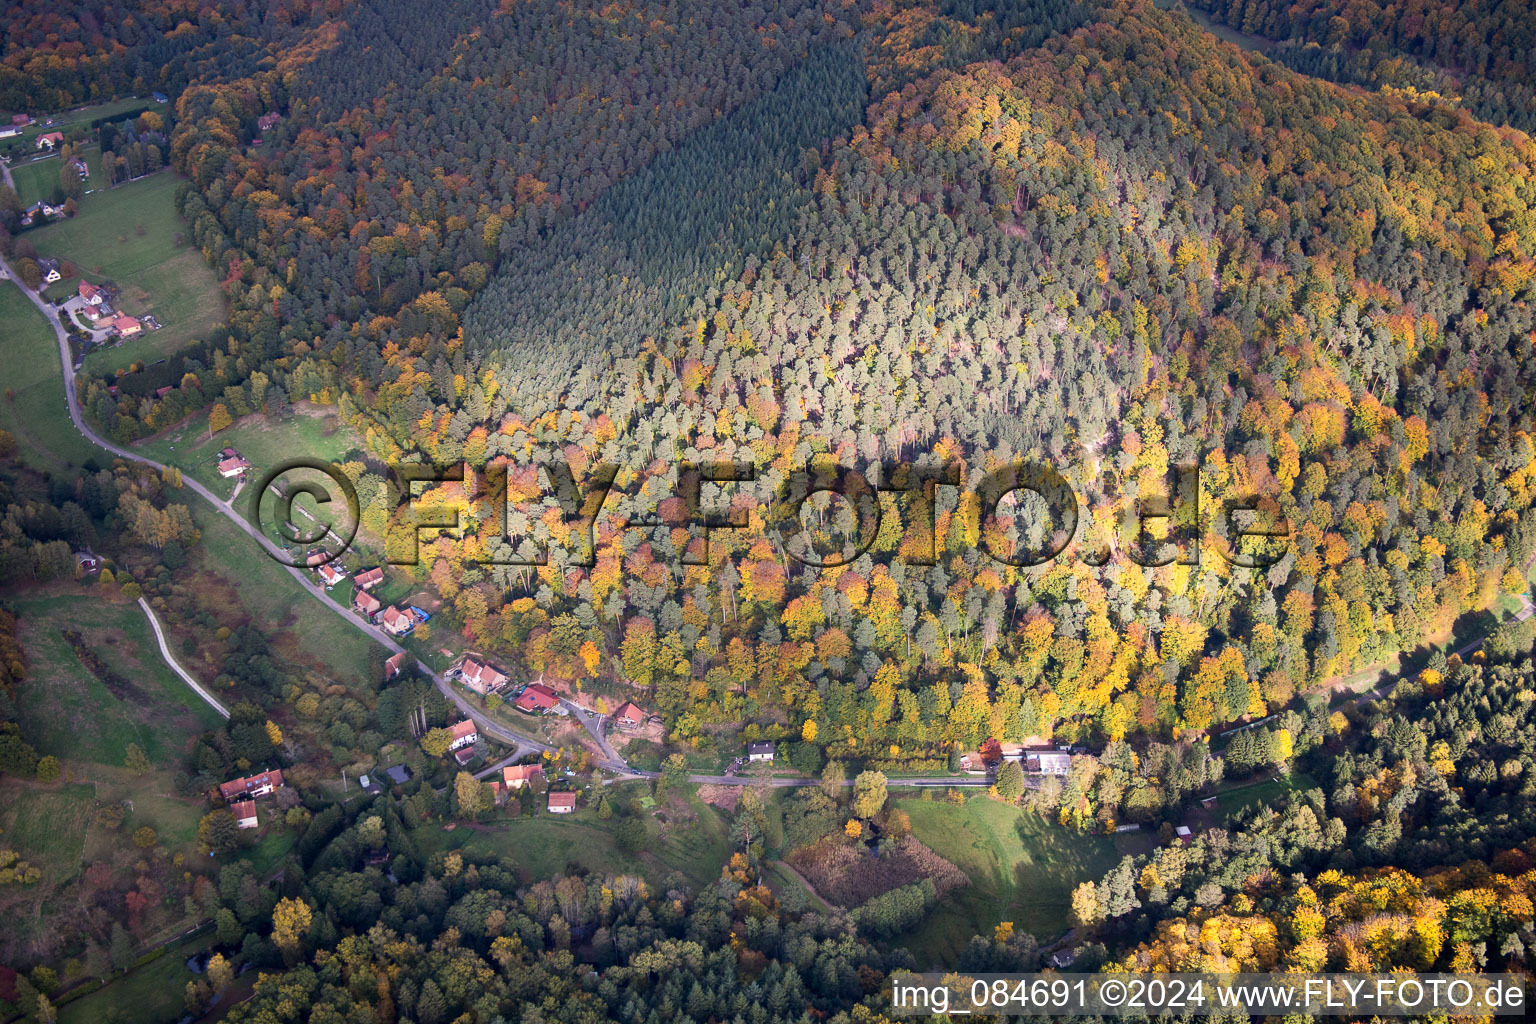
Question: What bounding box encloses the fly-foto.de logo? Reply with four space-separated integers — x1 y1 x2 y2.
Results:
252 456 1291 572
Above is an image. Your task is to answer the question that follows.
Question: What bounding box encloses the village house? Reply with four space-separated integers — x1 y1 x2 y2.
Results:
75 551 101 573
513 682 561 714
1175 825 1194 845
217 453 250 478
113 314 142 338
958 751 987 775
613 701 646 730
748 741 776 763
353 566 384 590
1025 749 1072 775
257 112 282 131
0 126 18 140
68 156 87 179
446 719 478 752
78 280 107 317
35 131 63 150
383 651 406 681
317 561 348 587
231 800 258 830
457 657 508 695
218 768 285 802
547 791 576 814
353 589 381 617
502 764 545 790
379 605 415 637
11 114 30 127
38 258 62 284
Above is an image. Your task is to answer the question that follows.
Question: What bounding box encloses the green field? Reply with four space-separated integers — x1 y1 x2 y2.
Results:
12 593 225 765
1210 771 1318 820
415 785 734 887
59 932 213 1024
0 284 98 469
27 170 225 371
184 499 382 693
139 407 367 500
896 793 1153 966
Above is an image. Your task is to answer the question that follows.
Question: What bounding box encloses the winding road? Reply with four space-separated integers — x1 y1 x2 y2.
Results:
1 248 1016 792
138 596 230 719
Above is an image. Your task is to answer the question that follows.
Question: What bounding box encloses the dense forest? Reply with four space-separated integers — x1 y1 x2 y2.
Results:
1185 0 1536 131
70 0 1536 764
4 0 1536 1011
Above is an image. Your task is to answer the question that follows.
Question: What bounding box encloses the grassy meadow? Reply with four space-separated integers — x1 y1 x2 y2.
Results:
29 170 225 370
0 284 98 469
895 792 1155 966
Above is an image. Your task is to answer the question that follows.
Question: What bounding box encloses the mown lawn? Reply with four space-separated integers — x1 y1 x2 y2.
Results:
10 154 67 206
58 933 213 1024
12 592 225 765
138 406 367 496
415 785 733 888
895 793 1147 967
28 170 225 370
1211 771 1318 821
0 284 98 470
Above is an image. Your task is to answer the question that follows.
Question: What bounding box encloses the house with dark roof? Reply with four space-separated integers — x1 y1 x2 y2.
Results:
38 258 62 283
383 764 413 786
748 741 775 763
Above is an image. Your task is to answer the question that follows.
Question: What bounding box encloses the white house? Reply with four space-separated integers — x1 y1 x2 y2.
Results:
748 741 775 763
446 719 478 752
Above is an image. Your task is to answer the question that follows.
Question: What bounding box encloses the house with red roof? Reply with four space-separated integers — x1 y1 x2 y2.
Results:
317 562 347 587
458 657 507 694
514 683 560 714
447 719 478 751
35 132 63 150
217 769 284 802
112 314 141 337
384 651 406 681
379 605 415 636
353 567 384 590
231 800 258 829
78 281 105 305
613 701 647 730
502 764 545 790
547 791 576 814
354 589 381 617
217 454 249 478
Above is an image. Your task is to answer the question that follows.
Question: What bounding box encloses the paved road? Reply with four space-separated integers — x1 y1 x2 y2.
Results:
2 253 1002 793
138 597 231 718
0 251 564 764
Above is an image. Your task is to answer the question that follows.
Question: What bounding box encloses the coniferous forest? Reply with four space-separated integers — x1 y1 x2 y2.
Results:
2 0 1536 1019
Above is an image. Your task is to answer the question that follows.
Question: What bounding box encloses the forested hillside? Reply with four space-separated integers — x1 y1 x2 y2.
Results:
7 0 1536 1013
63 0 1536 762
1185 0 1536 131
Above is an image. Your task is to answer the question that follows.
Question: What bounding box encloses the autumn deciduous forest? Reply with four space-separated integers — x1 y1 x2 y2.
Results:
2 0 1535 1014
